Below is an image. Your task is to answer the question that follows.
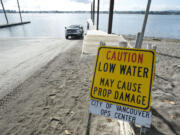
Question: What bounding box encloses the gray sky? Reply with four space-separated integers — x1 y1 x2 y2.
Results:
1 0 180 11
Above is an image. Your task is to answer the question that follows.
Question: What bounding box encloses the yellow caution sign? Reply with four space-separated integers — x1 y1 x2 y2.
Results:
89 46 156 111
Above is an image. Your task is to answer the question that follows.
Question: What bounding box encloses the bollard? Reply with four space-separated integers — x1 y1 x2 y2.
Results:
152 45 157 51
100 41 106 46
147 43 152 50
147 44 157 51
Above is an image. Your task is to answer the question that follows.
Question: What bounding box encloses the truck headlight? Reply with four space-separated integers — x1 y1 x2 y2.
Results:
76 30 81 33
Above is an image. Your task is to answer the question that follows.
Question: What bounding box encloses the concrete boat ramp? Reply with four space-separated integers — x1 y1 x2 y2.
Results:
0 38 79 99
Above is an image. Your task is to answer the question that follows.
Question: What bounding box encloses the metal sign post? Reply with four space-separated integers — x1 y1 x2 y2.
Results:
86 113 92 135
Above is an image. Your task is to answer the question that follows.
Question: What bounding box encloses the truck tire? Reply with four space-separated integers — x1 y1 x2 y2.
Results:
81 34 83 39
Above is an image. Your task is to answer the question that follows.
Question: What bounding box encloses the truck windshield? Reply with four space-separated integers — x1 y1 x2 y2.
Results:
69 25 80 28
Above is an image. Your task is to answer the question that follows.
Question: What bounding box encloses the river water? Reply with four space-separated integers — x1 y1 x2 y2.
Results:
0 13 180 39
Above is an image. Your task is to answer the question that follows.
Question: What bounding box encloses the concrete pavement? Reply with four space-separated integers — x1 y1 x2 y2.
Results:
0 38 78 99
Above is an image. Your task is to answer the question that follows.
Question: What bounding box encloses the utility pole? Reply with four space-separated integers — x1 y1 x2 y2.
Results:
17 0 23 22
108 0 114 34
96 0 100 30
138 0 152 48
0 0 9 24
92 0 95 25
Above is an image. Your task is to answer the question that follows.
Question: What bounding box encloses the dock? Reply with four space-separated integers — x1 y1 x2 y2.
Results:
0 0 30 29
0 21 31 28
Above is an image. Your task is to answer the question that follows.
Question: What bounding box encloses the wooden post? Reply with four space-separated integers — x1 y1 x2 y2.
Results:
86 113 92 135
138 0 151 48
96 0 100 30
0 0 9 24
108 0 114 34
135 32 141 48
17 0 23 22
92 0 95 25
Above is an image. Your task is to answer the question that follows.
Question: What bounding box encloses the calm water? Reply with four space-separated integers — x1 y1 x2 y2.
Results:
0 13 180 39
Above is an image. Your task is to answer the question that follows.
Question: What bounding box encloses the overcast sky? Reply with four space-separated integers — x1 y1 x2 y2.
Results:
1 0 180 11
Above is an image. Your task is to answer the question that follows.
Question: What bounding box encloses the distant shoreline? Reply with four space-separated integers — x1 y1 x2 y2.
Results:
0 36 180 41
1 10 180 15
123 34 180 42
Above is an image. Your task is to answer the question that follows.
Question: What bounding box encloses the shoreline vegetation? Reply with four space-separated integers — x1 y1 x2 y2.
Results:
1 10 180 15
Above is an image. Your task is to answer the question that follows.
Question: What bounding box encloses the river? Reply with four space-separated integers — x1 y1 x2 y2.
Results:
0 13 180 39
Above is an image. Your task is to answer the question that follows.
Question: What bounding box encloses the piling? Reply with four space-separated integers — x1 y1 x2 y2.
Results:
91 2 93 20
96 0 100 30
17 0 23 22
108 0 114 34
0 0 9 24
138 0 152 48
92 0 95 25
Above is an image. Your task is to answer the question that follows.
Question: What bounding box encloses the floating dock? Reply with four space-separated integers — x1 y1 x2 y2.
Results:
0 21 31 28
